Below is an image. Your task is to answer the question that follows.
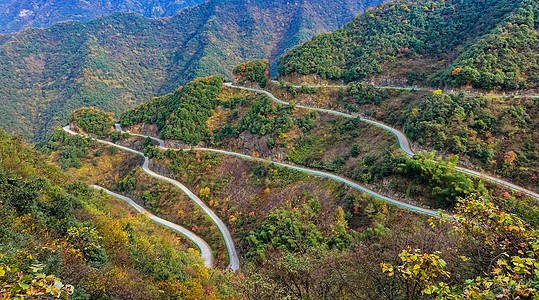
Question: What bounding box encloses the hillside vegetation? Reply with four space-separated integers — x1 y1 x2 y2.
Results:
286 80 539 191
4 0 539 296
278 0 539 91
69 107 114 137
0 0 381 141
233 59 270 88
25 62 539 298
0 128 238 299
0 0 206 33
106 70 539 297
121 70 538 212
120 76 223 144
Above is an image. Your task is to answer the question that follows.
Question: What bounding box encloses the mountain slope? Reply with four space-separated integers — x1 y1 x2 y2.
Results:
0 0 206 33
113 71 539 298
0 0 382 141
0 127 239 299
278 0 539 91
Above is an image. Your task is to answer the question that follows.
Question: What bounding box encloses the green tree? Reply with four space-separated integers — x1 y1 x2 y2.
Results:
382 194 539 299
233 60 269 88
69 107 114 137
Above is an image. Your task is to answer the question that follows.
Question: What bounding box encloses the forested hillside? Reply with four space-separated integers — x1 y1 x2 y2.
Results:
0 0 381 141
0 128 238 299
278 0 539 91
0 0 206 33
4 0 539 297
120 76 224 144
107 71 539 298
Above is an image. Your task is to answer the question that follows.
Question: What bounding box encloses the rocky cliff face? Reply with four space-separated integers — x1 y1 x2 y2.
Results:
229 131 288 162
124 123 159 138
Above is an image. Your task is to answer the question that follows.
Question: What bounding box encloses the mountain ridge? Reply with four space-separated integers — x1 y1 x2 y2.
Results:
277 0 539 91
0 0 207 33
0 0 382 141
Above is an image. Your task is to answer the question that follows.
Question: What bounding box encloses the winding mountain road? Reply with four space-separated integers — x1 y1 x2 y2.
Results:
270 80 539 98
115 124 439 217
90 185 213 268
270 80 420 91
63 126 240 272
66 79 538 272
225 83 539 201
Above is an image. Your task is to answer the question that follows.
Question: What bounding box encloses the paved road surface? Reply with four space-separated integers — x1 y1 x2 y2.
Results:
116 125 440 217
90 185 213 268
63 126 240 271
269 80 539 98
226 83 539 201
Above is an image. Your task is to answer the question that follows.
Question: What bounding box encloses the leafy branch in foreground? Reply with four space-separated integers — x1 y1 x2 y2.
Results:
1 258 73 299
382 194 539 299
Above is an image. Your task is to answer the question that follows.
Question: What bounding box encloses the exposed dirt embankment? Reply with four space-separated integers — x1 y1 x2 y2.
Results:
233 131 288 161
124 123 159 137
276 73 339 85
164 139 190 149
232 81 260 89
115 138 145 152
123 121 290 161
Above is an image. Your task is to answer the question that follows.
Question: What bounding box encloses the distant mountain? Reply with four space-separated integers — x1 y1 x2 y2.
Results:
278 0 539 91
0 0 382 141
0 0 207 33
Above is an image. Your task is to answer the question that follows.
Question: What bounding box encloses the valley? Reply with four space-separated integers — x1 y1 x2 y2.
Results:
48 70 537 297
0 0 381 142
1 0 539 299
0 0 208 33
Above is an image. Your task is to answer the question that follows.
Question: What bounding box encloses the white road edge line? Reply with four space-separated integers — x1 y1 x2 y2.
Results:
90 185 213 268
225 83 539 201
63 126 240 272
